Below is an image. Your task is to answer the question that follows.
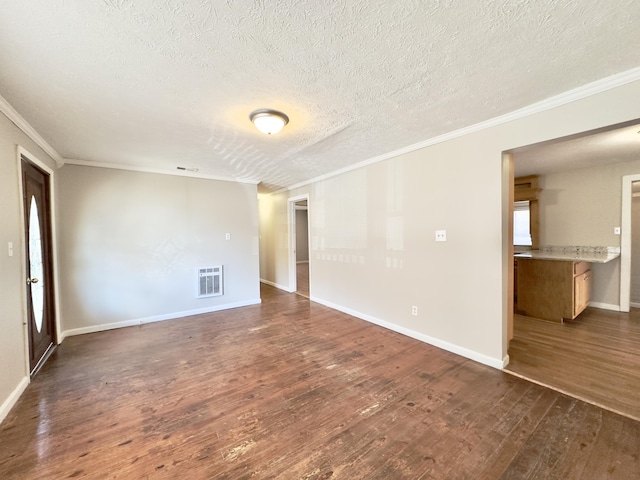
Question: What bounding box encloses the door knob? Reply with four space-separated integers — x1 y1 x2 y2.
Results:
27 278 39 284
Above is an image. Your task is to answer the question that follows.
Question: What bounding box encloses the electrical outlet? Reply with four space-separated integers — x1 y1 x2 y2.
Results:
225 233 231 240
435 230 447 242
411 305 418 316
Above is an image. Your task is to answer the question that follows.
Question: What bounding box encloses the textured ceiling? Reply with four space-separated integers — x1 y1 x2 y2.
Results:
513 122 640 177
0 0 639 191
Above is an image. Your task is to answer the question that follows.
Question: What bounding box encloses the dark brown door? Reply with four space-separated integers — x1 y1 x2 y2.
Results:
22 158 56 374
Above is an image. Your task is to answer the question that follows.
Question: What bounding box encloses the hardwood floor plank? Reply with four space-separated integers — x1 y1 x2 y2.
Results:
578 411 640 479
507 308 640 420
1 286 639 478
296 262 310 298
475 386 559 479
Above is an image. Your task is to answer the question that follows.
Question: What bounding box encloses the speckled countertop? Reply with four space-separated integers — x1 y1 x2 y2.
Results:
514 246 620 264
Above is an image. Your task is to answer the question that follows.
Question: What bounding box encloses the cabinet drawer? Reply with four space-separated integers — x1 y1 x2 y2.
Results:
574 261 590 276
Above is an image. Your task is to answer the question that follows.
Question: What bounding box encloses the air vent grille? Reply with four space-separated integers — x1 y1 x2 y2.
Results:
198 266 223 297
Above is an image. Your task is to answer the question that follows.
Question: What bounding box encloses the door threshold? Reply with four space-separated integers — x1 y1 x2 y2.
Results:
31 343 56 377
502 367 640 422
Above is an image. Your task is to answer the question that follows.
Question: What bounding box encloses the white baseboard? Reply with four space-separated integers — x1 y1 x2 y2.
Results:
61 298 262 340
310 296 506 370
588 301 621 311
296 260 309 264
630 302 640 309
260 278 293 292
502 354 510 368
0 376 29 425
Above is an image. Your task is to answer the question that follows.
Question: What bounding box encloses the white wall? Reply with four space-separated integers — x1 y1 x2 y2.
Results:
295 209 309 262
0 112 58 423
538 159 640 307
259 79 640 368
258 193 290 290
57 165 260 335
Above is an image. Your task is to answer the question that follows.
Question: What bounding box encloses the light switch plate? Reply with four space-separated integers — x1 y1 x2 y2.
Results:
435 230 447 242
614 227 621 235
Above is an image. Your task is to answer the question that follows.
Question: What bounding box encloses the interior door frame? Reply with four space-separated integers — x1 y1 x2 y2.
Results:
287 193 310 293
17 146 62 375
620 173 640 312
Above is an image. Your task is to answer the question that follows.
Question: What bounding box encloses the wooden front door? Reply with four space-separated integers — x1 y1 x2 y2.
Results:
22 158 56 374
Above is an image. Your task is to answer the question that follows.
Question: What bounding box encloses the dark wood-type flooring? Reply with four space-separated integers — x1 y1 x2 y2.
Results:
1 286 639 479
507 307 640 421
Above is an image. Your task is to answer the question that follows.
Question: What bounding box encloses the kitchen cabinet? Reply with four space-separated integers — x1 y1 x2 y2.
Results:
516 258 591 323
573 269 591 317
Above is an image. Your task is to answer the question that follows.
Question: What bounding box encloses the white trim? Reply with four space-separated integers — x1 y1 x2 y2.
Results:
588 301 621 312
288 194 310 293
0 95 64 166
0 377 29 425
620 174 640 312
296 260 309 265
2 67 640 193
17 153 31 376
63 158 260 184
311 295 506 370
284 67 640 193
502 354 510 368
59 298 262 341
630 302 640 309
260 278 293 292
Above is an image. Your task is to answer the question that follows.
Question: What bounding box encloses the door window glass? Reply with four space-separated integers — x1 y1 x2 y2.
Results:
29 195 44 332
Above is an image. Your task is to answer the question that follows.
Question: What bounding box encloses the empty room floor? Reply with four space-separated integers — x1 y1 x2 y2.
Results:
1 286 639 479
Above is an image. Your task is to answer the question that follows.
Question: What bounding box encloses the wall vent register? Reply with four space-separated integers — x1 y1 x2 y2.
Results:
198 266 223 297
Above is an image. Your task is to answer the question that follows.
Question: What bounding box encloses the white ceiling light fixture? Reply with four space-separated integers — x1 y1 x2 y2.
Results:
249 109 289 135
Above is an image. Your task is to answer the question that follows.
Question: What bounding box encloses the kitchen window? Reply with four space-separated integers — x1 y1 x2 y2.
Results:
514 176 540 249
514 201 532 246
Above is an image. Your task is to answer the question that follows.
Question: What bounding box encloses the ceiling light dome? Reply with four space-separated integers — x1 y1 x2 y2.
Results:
249 109 289 135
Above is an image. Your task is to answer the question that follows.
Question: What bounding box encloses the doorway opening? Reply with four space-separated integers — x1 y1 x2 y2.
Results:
504 119 640 420
19 148 59 376
288 194 310 298
620 175 640 311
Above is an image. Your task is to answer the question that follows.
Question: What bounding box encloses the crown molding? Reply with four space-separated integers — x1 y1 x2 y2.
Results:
63 158 260 184
0 93 64 167
285 66 640 192
3 65 640 192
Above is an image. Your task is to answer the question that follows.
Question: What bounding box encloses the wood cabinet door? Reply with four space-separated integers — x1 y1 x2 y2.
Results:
574 270 591 317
